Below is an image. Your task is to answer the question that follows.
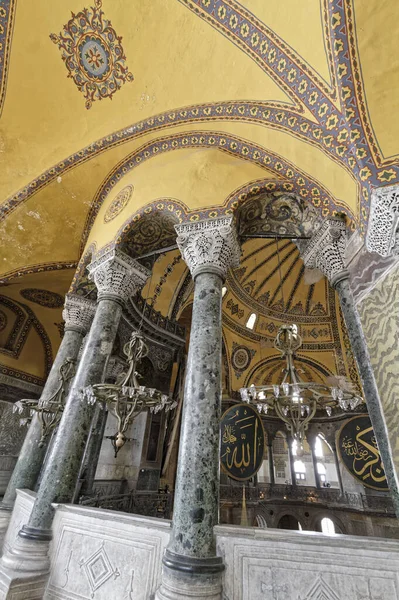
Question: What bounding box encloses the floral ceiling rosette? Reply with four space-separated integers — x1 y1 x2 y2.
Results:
50 0 133 109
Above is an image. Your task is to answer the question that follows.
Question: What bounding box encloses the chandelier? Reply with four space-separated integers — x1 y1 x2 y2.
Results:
81 331 177 456
240 324 363 453
13 357 76 446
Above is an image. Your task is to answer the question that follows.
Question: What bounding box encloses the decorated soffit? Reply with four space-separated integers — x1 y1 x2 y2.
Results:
0 0 397 283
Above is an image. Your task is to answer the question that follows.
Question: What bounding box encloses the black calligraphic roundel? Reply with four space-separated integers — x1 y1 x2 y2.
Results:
220 403 265 481
337 414 388 491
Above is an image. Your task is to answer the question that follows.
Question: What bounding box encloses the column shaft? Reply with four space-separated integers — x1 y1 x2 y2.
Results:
168 271 223 561
26 298 122 532
79 405 108 497
331 441 344 494
287 438 297 487
267 443 275 485
2 328 83 509
336 277 399 515
310 444 321 489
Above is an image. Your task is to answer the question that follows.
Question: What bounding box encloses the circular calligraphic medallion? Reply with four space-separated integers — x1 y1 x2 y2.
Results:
78 34 111 81
220 403 265 481
336 414 388 491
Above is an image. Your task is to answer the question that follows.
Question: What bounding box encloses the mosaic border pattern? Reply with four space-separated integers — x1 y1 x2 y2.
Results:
0 0 16 116
0 260 77 286
0 0 397 239
81 130 347 250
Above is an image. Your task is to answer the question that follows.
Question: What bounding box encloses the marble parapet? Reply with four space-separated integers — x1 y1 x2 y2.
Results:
216 524 399 600
31 504 399 600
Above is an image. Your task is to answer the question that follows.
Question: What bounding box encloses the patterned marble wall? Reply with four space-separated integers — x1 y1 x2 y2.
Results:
358 264 399 475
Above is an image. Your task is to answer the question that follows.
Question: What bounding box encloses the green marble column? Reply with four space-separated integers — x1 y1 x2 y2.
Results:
0 294 95 542
1 249 149 574
299 217 399 516
156 217 240 600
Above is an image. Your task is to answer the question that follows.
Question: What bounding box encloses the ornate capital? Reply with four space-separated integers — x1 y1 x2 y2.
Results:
63 293 96 334
175 216 241 280
366 184 399 257
297 218 348 286
88 249 150 304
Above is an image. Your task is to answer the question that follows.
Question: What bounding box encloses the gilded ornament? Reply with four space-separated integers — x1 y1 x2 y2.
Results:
104 185 133 223
50 0 133 109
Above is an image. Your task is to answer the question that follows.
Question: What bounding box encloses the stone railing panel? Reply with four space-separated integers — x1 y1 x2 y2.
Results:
45 504 171 600
216 525 399 600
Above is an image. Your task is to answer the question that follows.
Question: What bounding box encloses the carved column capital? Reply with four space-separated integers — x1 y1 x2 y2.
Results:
63 293 96 335
88 248 150 304
366 184 399 257
175 216 241 280
297 218 349 287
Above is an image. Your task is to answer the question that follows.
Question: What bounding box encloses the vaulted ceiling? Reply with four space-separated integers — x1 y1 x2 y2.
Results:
0 0 396 388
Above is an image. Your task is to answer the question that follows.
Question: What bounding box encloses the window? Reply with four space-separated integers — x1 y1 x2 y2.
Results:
222 286 227 298
276 470 285 478
315 436 324 458
246 312 257 330
317 462 326 475
320 474 326 483
294 460 306 481
321 517 335 535
294 460 306 473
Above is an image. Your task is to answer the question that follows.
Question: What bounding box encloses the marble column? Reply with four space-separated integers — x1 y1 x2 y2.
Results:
309 440 321 489
0 294 95 543
156 217 240 600
299 217 399 516
287 437 297 487
1 249 149 574
267 442 275 485
331 439 344 494
77 404 108 498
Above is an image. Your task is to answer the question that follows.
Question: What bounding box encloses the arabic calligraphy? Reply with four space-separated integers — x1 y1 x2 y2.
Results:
220 403 265 481
337 415 388 490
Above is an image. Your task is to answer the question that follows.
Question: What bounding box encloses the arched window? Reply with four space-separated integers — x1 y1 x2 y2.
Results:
294 460 306 481
315 436 324 458
321 517 335 535
246 313 257 330
222 286 227 298
317 462 326 483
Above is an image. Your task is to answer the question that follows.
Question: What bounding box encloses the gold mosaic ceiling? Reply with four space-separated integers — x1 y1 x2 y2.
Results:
0 0 396 385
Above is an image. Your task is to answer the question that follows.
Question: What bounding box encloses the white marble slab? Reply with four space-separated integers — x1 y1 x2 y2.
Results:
216 524 399 600
45 505 171 600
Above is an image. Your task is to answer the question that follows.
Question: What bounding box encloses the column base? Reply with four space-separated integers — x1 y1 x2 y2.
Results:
0 526 51 574
155 551 224 600
0 568 48 600
0 506 12 552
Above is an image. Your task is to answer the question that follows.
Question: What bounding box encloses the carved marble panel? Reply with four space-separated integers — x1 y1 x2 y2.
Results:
216 525 399 600
45 505 170 600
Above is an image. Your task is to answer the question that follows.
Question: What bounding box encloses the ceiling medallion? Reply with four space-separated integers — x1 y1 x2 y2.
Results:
104 185 133 223
20 288 64 308
240 324 363 454
50 0 133 109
